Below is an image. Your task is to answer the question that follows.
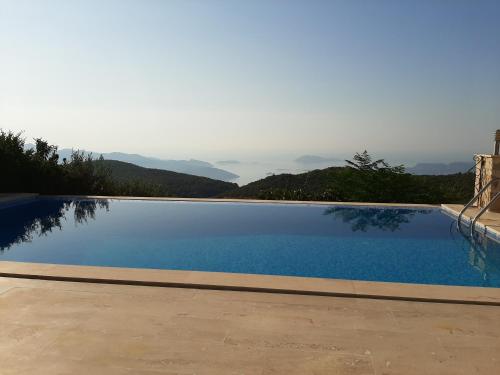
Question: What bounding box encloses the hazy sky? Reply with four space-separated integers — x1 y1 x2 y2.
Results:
1 0 499 162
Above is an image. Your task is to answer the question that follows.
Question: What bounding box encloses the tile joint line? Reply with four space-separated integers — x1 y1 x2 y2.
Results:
1 272 499 307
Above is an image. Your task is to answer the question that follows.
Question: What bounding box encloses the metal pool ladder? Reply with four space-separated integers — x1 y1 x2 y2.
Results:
457 177 500 237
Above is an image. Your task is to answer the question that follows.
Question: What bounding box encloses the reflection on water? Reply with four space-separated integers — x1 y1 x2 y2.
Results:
0 199 109 251
323 206 432 232
324 206 500 286
73 200 109 224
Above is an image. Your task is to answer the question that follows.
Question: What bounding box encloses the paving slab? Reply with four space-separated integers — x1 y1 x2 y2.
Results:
0 277 499 374
2 261 500 305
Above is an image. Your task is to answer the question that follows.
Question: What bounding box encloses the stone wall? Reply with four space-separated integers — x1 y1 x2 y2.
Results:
475 155 500 212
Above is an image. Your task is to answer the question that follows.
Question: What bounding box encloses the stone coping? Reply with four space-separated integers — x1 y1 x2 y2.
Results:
442 204 500 241
1 261 499 306
13 194 439 209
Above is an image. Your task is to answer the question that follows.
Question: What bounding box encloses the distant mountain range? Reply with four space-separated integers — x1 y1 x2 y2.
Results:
406 162 475 175
24 143 474 182
25 144 239 182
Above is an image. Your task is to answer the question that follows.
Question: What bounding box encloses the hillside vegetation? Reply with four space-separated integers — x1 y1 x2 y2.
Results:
0 130 234 197
96 160 237 197
221 152 475 204
1 130 475 204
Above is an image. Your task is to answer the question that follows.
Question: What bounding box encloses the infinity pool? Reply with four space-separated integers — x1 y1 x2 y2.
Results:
1 198 499 287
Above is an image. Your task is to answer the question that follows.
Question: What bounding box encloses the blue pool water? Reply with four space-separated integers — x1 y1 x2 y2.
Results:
1 198 499 287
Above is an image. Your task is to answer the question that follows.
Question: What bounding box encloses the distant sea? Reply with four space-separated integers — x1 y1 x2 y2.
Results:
213 160 342 186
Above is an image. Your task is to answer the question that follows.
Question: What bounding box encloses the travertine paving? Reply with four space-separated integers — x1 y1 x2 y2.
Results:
2 261 500 305
1 277 499 374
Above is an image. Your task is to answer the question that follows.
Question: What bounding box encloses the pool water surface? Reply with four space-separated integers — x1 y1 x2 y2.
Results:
1 198 499 287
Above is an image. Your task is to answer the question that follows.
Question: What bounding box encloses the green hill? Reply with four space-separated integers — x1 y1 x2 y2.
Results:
0 130 476 203
97 160 237 198
220 167 475 204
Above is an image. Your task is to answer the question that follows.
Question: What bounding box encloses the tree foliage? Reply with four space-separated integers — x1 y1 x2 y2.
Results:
0 130 162 196
345 150 405 173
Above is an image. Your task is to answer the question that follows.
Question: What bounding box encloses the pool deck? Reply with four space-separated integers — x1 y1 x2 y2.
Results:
1 261 500 306
1 275 500 375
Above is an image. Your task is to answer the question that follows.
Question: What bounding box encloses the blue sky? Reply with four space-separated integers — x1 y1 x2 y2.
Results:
0 0 499 162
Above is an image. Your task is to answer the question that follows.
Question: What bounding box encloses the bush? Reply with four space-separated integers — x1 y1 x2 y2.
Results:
0 130 162 196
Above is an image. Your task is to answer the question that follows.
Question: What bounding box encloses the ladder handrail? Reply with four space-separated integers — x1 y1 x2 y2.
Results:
470 191 500 237
457 177 499 230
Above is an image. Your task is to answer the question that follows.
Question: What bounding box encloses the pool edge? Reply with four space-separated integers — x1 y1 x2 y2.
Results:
1 193 439 208
442 203 500 242
1 261 500 306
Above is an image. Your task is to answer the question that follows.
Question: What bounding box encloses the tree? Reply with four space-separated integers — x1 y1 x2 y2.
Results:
340 151 410 202
345 150 405 173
